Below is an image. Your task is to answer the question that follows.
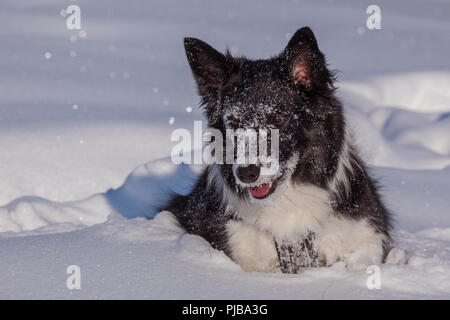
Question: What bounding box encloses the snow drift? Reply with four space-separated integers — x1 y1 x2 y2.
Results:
0 0 449 299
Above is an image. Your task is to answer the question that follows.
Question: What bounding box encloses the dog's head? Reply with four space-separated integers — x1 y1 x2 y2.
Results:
184 27 341 203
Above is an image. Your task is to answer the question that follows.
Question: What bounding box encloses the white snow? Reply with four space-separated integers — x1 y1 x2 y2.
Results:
0 0 449 299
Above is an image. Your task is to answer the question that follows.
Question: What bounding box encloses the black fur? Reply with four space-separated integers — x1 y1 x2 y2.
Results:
165 169 233 255
164 27 393 271
275 232 319 274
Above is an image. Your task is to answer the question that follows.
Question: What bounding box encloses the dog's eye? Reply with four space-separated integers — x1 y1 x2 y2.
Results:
270 115 283 125
230 120 239 128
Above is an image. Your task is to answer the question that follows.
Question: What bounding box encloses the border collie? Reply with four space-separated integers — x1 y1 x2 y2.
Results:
164 27 393 273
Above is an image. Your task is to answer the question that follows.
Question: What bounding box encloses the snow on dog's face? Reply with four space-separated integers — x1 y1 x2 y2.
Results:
184 27 338 203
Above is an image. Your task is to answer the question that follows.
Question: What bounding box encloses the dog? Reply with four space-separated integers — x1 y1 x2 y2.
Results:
164 27 393 273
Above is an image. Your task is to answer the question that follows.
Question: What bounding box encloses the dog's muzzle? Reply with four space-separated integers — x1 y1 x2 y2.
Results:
236 164 260 183
236 164 277 199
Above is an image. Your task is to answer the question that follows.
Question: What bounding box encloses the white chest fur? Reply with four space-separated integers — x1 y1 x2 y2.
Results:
235 182 332 240
226 182 384 272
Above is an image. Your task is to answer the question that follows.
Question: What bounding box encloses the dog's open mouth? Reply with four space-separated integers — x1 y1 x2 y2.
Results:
249 179 278 199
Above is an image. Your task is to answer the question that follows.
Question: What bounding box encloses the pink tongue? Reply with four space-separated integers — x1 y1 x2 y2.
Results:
249 183 271 198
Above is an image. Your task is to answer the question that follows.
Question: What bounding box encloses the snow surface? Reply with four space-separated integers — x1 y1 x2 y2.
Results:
0 0 449 299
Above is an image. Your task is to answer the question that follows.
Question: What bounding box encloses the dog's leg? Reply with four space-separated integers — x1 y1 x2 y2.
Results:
317 216 386 272
226 220 280 273
274 231 319 274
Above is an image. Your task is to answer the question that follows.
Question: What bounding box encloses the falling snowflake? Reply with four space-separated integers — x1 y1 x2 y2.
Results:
357 26 366 35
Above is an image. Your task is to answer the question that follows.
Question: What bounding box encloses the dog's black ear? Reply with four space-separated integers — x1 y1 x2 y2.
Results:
282 27 332 91
184 38 231 104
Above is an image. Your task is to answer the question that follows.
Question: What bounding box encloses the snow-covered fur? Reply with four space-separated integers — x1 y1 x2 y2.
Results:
164 27 393 273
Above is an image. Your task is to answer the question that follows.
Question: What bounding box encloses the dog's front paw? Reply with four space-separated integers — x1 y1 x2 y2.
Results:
385 247 408 265
275 231 319 274
344 249 381 272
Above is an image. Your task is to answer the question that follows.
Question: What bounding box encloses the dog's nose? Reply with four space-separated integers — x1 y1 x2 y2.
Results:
237 165 260 184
